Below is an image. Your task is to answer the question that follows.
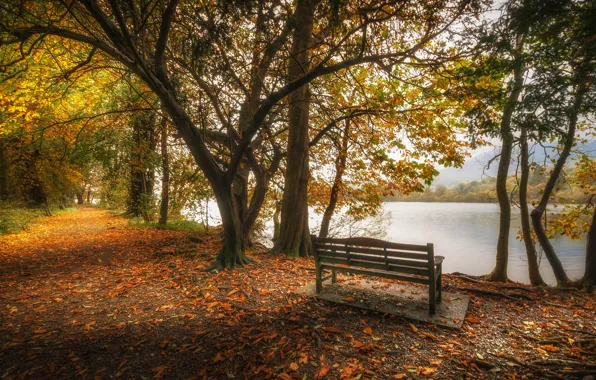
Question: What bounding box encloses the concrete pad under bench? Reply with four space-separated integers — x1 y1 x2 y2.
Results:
296 278 469 329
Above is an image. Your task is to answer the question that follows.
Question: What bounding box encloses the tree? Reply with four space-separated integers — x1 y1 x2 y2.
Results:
524 0 596 286
272 0 315 257
488 34 525 282
1 0 479 269
518 126 545 286
319 119 350 239
158 114 170 226
126 110 157 220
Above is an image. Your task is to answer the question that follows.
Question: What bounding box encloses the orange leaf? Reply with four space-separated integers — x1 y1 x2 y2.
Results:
409 323 418 332
315 366 330 378
420 332 438 341
539 344 560 353
289 362 299 372
465 316 481 324
84 321 96 330
420 367 436 375
363 327 373 335
213 352 224 363
152 365 168 380
342 296 355 302
322 327 342 334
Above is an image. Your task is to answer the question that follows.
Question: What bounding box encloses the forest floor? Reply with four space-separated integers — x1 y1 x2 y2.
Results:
0 207 595 380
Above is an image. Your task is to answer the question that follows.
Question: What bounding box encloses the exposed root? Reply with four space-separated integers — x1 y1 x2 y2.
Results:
204 252 256 272
455 286 534 301
448 273 485 283
485 271 509 283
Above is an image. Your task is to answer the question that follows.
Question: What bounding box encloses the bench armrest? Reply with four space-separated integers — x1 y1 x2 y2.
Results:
434 256 445 265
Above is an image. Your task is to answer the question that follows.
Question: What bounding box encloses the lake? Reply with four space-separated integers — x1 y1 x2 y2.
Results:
353 202 586 285
198 201 587 285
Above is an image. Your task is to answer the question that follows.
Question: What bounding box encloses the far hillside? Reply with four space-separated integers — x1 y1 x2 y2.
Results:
387 167 591 204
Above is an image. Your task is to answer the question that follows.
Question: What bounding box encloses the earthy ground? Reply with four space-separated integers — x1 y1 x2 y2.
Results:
0 207 595 380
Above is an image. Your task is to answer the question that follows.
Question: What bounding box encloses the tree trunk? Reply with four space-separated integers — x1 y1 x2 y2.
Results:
273 200 281 242
127 111 156 220
76 189 84 205
159 116 169 225
207 180 254 270
531 77 589 286
582 205 595 292
273 0 314 257
0 138 9 201
519 126 545 286
86 184 92 204
489 36 525 282
319 119 350 238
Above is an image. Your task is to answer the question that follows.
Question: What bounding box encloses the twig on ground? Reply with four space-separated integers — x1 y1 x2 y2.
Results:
489 354 564 380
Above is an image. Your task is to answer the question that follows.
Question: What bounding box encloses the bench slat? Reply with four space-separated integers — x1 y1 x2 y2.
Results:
316 249 430 268
318 255 430 276
314 236 428 252
320 264 431 285
314 243 429 261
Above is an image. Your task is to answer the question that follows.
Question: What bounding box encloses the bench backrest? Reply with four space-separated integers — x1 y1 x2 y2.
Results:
311 235 435 279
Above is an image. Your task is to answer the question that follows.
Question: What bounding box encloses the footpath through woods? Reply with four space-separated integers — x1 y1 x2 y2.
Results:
0 207 595 379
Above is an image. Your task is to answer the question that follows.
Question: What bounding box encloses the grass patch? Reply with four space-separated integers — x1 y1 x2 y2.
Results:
0 203 79 234
54 207 77 215
128 218 208 234
0 203 47 234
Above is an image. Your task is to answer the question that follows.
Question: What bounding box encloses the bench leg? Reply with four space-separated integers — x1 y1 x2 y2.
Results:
332 269 337 283
437 263 442 303
429 282 436 315
315 261 322 293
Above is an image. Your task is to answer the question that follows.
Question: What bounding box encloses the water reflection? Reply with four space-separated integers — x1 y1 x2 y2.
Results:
380 202 586 285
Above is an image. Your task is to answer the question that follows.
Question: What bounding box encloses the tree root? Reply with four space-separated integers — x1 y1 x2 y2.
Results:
531 359 589 367
559 370 596 377
489 354 564 380
496 285 533 292
454 286 534 301
204 254 256 272
448 272 485 283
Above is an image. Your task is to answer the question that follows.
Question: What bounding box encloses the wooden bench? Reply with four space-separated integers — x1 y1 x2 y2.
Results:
311 235 444 314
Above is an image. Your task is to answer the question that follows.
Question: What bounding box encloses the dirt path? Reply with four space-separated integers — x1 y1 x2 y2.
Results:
0 207 595 379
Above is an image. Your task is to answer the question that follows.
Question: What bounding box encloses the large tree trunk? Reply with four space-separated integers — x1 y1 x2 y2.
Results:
488 36 525 282
582 205 596 292
127 111 156 221
273 0 314 257
530 77 589 286
0 138 8 201
159 116 170 226
319 119 350 238
519 126 545 286
208 179 254 270
76 189 85 205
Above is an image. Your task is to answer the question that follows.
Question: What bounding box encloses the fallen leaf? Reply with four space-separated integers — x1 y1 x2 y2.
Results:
213 353 224 363
315 366 330 378
151 365 168 380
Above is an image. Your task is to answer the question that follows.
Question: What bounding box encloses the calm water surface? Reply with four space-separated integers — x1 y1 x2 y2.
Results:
378 202 586 285
200 201 587 285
